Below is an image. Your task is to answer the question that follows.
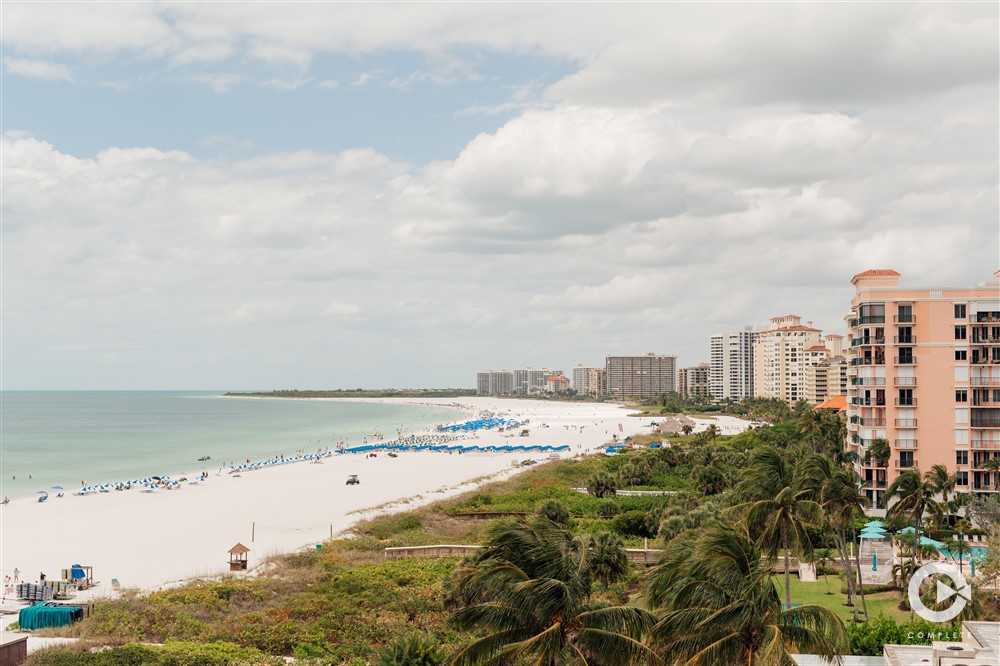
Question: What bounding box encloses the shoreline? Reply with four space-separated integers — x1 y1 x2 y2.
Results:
0 397 752 607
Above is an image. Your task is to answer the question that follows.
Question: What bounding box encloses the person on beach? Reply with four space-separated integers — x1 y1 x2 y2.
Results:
13 568 19 583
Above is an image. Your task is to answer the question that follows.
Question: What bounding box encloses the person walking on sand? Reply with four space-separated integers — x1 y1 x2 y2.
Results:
13 568 20 584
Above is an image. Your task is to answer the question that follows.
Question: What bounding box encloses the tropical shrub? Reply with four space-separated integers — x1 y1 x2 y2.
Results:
375 633 447 666
537 500 571 526
586 472 617 499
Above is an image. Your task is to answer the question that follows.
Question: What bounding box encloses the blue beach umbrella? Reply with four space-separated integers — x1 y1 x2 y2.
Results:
51 486 63 490
36 490 48 494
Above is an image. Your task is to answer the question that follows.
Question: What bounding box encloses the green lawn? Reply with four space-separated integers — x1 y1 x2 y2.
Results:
772 574 912 622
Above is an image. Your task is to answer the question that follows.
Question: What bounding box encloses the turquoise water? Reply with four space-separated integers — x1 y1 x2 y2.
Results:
0 392 461 498
940 545 989 561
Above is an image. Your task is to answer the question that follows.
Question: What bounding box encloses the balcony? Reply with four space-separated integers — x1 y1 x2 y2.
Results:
893 335 916 344
895 458 917 470
894 356 917 365
895 439 917 450
972 335 1000 344
854 337 886 346
893 315 916 324
972 418 1000 428
874 479 887 488
894 398 917 406
971 376 1000 387
852 377 886 386
852 398 887 407
975 313 1000 323
859 316 886 325
895 419 917 428
972 440 1000 449
894 376 917 386
862 418 887 427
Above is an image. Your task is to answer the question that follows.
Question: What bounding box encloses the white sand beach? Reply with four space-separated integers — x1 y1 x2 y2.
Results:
0 398 750 605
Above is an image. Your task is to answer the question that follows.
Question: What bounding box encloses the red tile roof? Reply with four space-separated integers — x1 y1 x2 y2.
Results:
851 269 901 284
816 395 847 412
805 345 829 351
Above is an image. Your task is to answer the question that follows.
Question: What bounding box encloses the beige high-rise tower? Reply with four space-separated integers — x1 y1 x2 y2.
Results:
753 315 825 404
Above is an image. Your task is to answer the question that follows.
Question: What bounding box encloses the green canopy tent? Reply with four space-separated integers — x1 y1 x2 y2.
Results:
18 602 83 630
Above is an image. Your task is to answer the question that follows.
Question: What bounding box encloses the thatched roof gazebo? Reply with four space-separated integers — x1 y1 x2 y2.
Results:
228 543 250 571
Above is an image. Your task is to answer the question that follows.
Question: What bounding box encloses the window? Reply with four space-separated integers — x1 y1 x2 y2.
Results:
955 304 967 319
897 304 913 323
957 450 969 465
956 349 968 361
899 451 914 468
956 389 968 403
898 389 914 405
955 326 967 340
958 471 969 486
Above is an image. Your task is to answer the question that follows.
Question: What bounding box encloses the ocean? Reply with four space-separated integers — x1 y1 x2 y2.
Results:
0 392 462 499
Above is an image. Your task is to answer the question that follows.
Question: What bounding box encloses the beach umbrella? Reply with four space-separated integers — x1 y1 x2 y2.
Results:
36 490 48 495
51 485 63 490
152 476 162 481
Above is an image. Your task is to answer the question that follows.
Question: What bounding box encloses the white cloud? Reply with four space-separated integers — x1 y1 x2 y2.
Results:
325 303 361 316
2 3 997 388
3 57 73 81
261 77 313 91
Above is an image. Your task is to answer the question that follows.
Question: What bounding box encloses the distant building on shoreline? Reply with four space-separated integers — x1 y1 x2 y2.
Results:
571 365 603 396
847 268 1000 507
476 367 564 395
677 363 711 398
709 326 763 402
605 353 677 398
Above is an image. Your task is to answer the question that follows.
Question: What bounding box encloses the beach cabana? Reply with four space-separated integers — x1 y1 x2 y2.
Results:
228 543 250 571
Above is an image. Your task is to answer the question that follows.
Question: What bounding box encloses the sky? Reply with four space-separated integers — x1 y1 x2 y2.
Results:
2 2 998 391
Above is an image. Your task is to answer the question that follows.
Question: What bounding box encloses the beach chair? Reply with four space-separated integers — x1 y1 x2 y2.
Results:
111 578 121 593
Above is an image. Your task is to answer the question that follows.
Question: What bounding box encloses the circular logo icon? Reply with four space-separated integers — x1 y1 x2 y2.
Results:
908 561 971 623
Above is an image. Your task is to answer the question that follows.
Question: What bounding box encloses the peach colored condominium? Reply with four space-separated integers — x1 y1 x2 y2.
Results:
847 269 1000 507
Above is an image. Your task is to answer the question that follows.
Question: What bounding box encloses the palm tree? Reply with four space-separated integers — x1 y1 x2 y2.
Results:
445 517 658 666
885 469 945 591
814 547 834 594
586 472 617 499
926 464 958 511
681 424 694 436
726 447 823 610
586 532 629 591
648 526 848 665
863 438 891 468
705 424 719 444
802 455 871 622
982 457 1000 491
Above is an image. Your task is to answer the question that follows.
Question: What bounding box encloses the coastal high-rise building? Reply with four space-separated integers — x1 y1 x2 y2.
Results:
605 353 677 398
847 269 1000 507
753 315 825 405
475 370 515 395
572 365 602 395
512 368 560 394
677 363 712 398
546 375 570 393
589 368 608 397
710 327 762 402
805 355 849 405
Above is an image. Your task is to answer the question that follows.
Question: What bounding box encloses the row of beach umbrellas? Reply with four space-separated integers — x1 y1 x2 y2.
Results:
437 417 521 433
